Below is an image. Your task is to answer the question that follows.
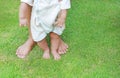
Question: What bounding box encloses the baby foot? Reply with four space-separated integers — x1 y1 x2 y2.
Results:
43 50 50 59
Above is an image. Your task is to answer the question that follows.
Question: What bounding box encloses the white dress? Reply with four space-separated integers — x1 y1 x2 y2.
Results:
21 0 71 42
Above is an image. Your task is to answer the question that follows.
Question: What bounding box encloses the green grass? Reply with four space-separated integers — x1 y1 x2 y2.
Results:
0 0 120 78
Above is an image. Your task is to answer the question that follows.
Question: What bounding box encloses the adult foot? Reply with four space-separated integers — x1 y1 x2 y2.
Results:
52 51 61 60
16 38 35 58
58 39 68 55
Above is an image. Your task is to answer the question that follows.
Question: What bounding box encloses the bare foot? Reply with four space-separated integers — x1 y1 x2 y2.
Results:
42 50 50 59
16 38 35 58
52 51 61 60
58 39 68 55
50 32 61 60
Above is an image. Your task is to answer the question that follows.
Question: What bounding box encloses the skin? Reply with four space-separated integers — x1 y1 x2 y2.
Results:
16 3 35 59
16 1 68 60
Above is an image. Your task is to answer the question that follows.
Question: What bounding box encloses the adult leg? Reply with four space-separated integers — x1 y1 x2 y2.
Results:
16 4 36 58
54 9 69 55
58 38 68 54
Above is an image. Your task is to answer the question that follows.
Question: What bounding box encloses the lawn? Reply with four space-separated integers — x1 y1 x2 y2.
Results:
0 0 120 78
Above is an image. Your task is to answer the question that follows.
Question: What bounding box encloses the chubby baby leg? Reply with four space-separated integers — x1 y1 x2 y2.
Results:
50 32 61 60
37 38 50 59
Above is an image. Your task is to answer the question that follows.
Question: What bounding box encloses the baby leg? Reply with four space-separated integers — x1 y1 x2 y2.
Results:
50 32 61 60
37 38 50 59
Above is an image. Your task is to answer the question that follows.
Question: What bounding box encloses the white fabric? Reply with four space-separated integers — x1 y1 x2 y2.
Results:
60 0 71 9
21 0 33 6
21 0 71 42
21 0 71 8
